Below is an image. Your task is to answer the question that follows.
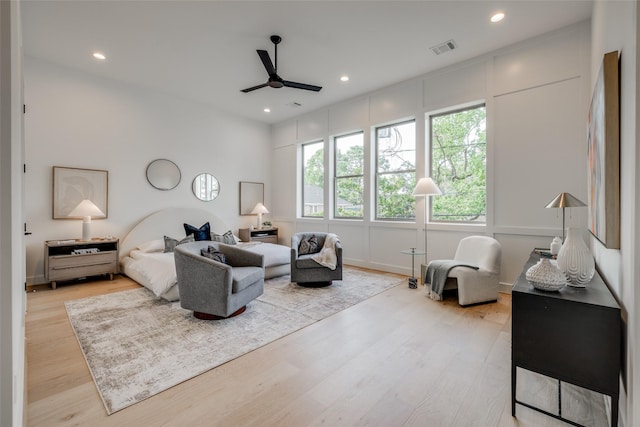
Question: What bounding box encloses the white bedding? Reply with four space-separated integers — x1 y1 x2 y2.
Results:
122 241 290 301
124 250 179 300
238 241 290 266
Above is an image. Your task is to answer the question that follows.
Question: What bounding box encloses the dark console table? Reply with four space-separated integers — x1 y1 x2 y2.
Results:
511 251 621 427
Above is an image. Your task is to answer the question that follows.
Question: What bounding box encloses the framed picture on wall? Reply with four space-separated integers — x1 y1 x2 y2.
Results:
587 51 620 249
239 181 264 215
52 166 108 219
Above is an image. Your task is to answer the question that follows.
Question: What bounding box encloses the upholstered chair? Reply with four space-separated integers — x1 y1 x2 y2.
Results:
290 232 342 287
174 241 264 319
433 236 502 306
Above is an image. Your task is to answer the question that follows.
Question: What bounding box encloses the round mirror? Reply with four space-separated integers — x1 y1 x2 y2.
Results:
146 159 181 191
192 173 220 201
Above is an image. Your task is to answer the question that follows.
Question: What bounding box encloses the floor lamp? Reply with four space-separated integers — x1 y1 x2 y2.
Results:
413 177 442 269
544 192 586 242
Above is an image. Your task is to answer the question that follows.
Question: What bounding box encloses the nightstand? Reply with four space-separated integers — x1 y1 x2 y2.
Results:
44 238 119 289
238 227 278 244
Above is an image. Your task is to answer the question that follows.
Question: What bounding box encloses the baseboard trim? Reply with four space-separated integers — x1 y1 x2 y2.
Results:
499 282 513 294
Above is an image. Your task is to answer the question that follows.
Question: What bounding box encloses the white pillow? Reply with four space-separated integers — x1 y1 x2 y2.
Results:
136 239 165 253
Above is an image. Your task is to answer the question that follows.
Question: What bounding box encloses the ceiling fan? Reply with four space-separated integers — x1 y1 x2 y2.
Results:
241 35 322 93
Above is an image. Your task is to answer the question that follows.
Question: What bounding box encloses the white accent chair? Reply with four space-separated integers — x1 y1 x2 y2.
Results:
436 236 502 306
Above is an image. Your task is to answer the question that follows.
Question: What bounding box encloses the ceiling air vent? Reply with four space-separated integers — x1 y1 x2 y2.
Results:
430 39 457 55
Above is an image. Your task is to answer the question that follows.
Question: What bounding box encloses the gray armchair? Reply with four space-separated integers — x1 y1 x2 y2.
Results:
174 241 264 319
291 232 342 287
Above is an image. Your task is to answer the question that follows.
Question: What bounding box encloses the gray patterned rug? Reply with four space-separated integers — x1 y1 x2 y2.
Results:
65 268 402 414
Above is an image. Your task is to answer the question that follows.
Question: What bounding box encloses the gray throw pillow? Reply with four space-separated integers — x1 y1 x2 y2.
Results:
163 235 194 253
201 246 226 264
211 230 236 245
298 234 319 255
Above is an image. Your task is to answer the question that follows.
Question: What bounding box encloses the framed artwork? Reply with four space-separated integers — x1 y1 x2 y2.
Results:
239 181 264 215
587 51 620 248
53 166 108 219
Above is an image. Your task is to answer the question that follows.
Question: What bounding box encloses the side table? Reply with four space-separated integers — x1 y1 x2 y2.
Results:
512 251 621 426
45 238 119 289
400 248 426 288
238 227 278 244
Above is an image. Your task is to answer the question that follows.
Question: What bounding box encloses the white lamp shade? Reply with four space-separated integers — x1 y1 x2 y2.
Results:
412 177 442 196
251 202 269 214
68 199 104 241
68 199 105 218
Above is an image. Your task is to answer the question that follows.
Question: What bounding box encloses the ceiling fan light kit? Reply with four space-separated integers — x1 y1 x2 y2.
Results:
241 35 322 93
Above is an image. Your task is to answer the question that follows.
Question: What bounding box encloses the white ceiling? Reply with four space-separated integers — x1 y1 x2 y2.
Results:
21 1 593 124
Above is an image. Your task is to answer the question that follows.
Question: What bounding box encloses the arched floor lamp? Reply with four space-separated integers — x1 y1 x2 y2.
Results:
413 177 442 267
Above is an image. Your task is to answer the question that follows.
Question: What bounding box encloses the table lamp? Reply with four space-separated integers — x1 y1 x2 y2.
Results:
251 202 269 229
544 192 586 242
68 199 105 241
412 177 442 265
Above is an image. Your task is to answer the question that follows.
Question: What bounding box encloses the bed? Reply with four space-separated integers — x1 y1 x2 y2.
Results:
120 207 290 301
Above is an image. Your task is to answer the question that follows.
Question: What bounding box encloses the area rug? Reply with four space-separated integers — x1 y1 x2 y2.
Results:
64 267 402 415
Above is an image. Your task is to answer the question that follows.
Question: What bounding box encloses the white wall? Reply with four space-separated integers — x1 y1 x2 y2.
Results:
1 1 26 425
271 21 591 287
590 2 638 426
24 57 272 284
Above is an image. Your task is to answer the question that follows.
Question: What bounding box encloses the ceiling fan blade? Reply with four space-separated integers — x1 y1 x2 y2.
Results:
283 81 323 92
241 83 268 93
257 50 276 76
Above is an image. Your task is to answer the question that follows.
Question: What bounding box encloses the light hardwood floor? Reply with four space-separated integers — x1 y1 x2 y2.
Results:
26 272 609 427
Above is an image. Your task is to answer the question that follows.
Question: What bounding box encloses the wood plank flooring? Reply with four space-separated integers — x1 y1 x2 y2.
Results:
25 272 609 426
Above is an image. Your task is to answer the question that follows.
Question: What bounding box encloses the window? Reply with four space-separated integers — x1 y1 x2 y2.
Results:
334 132 364 218
429 104 486 223
375 120 416 220
301 140 324 217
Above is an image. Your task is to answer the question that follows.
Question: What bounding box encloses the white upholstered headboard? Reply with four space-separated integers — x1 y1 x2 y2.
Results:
119 207 230 260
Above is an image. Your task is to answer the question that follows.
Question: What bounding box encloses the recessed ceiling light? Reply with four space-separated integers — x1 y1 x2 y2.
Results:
92 52 106 60
263 108 271 113
340 75 349 82
491 12 505 23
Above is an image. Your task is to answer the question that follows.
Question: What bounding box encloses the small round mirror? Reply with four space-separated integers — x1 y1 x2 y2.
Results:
146 159 181 191
192 173 220 201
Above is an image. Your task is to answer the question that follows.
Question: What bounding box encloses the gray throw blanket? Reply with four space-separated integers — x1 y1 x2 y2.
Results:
425 260 479 300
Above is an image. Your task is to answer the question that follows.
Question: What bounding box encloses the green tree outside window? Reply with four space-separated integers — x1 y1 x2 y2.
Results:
430 105 486 222
335 132 364 218
376 120 416 220
302 141 324 217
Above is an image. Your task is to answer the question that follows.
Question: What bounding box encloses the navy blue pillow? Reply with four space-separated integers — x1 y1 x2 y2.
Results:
183 222 211 241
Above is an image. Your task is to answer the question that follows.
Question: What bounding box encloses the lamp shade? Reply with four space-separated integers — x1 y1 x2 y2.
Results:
412 177 442 196
68 199 105 218
69 199 104 241
545 192 586 209
251 202 269 214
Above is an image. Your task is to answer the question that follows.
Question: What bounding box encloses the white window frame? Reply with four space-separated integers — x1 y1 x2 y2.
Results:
374 119 417 221
428 103 487 224
301 140 325 218
333 131 364 219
